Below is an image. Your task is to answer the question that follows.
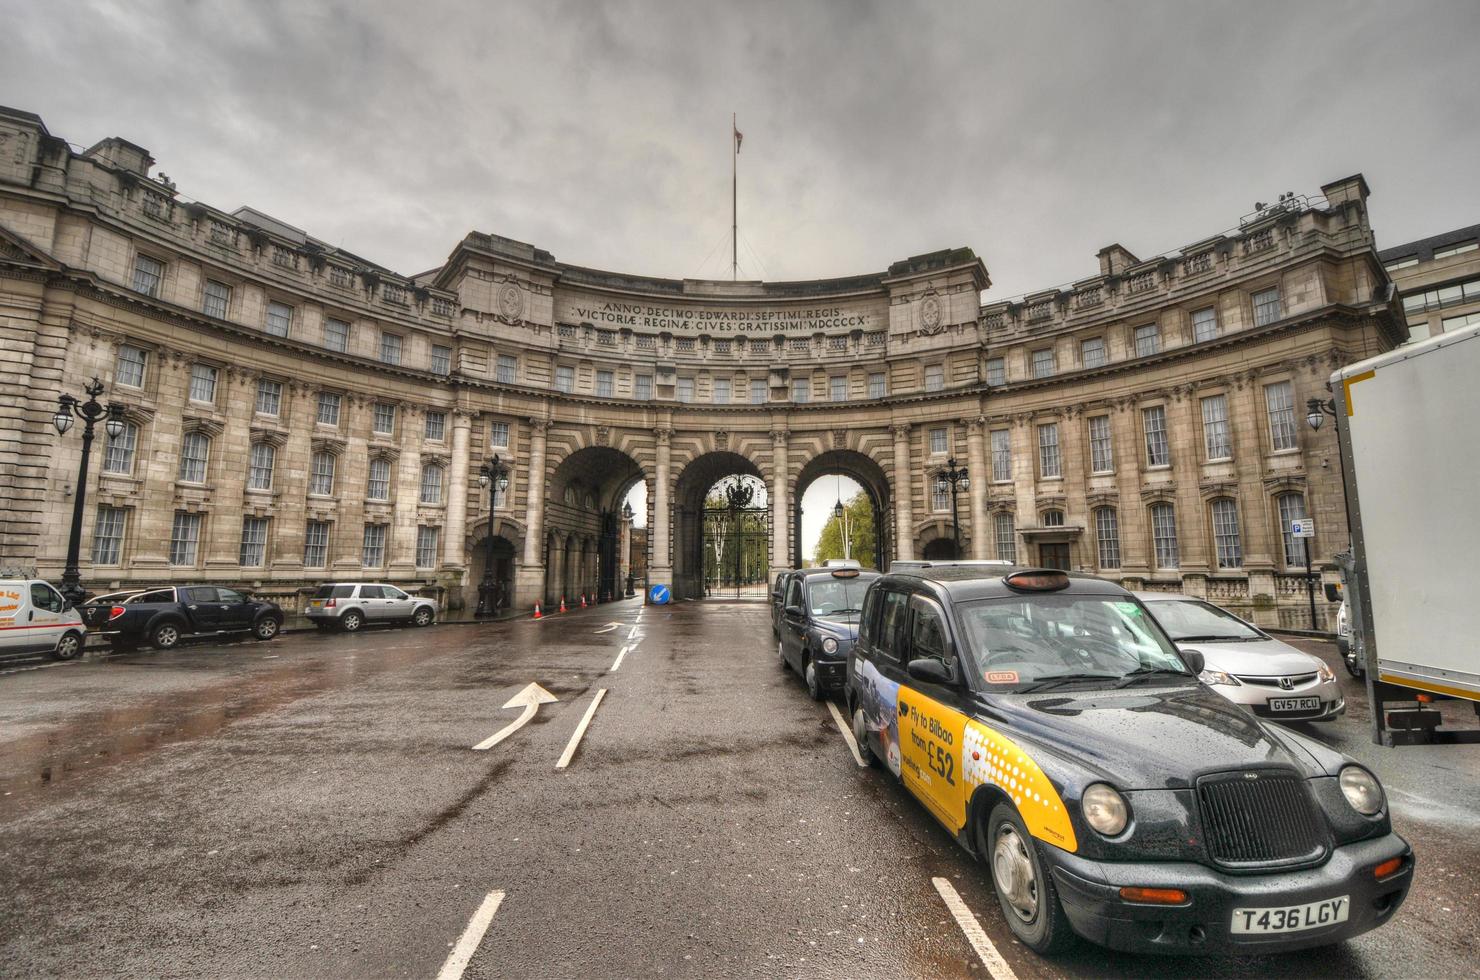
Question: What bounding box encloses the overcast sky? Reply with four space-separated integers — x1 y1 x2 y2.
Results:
6 0 1479 298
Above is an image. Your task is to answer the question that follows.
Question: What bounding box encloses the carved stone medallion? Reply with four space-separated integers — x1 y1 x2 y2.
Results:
919 290 943 335
498 282 525 321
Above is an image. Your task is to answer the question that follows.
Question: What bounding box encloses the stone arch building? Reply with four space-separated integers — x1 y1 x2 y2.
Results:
0 108 1404 627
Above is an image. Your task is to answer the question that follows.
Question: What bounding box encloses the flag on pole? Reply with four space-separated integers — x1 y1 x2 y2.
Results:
734 124 743 154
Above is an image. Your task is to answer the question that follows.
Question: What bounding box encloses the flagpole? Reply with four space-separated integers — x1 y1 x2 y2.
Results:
731 112 737 281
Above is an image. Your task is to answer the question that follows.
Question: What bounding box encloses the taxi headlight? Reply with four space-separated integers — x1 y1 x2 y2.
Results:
1081 783 1129 836
821 636 839 654
1199 668 1241 687
1339 765 1384 815
1317 663 1335 683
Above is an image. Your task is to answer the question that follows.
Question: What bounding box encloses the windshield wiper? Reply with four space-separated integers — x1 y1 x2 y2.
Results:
1173 634 1250 642
1115 666 1192 687
1015 673 1122 692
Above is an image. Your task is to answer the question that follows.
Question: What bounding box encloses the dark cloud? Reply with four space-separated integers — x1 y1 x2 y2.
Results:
4 0 1477 296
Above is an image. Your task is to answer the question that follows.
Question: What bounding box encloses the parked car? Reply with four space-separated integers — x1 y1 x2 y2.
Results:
0 578 86 660
846 564 1411 955
1135 593 1344 723
776 565 881 699
304 583 437 632
81 585 283 650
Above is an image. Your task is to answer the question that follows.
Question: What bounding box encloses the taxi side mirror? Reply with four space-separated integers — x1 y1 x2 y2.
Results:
785 604 804 619
1181 649 1206 675
907 657 957 686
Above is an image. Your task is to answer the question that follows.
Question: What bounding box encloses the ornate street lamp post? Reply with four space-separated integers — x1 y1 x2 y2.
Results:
935 457 970 559
475 454 510 617
833 474 851 561
53 377 127 605
622 502 636 597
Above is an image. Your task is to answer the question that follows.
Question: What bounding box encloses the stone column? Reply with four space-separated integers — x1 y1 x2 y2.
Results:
1230 376 1276 568
390 403 424 574
649 426 673 589
1112 398 1149 585
1169 387 1210 575
769 428 790 580
891 424 915 562
514 416 550 610
1061 407 1089 569
204 368 255 571
444 411 472 570
966 416 990 560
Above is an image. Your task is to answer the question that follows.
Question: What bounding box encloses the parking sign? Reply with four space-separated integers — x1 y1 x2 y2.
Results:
1291 518 1315 539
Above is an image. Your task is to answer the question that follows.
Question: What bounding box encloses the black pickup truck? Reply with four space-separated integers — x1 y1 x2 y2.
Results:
82 585 284 650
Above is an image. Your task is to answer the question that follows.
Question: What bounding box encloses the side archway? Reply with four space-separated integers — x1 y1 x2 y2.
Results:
791 449 892 570
546 446 646 604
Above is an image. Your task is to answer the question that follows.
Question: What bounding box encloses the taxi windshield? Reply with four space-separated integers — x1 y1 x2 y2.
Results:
807 577 870 618
954 594 1189 690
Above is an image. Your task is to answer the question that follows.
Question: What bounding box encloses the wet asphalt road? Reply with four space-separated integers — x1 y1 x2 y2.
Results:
1 602 1477 979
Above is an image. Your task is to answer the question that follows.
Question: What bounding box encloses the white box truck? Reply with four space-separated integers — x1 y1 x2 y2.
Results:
1332 320 1480 745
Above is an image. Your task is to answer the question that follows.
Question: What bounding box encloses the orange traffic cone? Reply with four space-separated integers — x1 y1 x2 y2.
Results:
580 593 587 608
559 595 568 613
532 602 542 619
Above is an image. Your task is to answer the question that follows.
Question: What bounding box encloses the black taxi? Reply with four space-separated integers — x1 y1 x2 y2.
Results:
776 563 881 699
845 564 1413 955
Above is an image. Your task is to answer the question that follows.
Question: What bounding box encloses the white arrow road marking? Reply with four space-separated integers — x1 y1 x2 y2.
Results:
592 621 624 634
825 700 867 768
610 644 633 671
556 689 607 769
472 682 558 751
436 889 505 980
932 877 1019 980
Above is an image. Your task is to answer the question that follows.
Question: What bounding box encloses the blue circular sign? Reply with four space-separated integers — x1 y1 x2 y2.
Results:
648 584 670 605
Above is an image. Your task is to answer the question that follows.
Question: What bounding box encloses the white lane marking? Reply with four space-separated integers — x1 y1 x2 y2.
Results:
627 624 642 639
555 688 607 769
472 683 558 751
825 699 867 768
0 661 65 676
436 889 505 980
610 644 632 671
593 621 623 634
932 877 1019 980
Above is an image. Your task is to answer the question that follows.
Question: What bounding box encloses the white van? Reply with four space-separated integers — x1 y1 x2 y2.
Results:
0 579 87 660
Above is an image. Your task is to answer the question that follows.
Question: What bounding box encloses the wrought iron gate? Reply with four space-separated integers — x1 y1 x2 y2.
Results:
702 481 771 599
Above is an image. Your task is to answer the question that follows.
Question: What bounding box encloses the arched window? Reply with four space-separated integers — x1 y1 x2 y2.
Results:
993 512 1017 563
178 431 210 483
309 451 336 495
1211 498 1242 568
419 463 444 505
1094 508 1121 569
367 457 391 500
102 421 138 475
563 485 577 505
1277 492 1308 566
1150 502 1179 569
1042 509 1065 527
247 442 275 491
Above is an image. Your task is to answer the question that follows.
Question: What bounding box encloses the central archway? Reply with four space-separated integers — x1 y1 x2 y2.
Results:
672 451 770 600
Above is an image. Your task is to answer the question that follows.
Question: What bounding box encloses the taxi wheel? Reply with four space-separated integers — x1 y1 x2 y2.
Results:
985 803 1074 955
851 707 880 768
804 657 824 701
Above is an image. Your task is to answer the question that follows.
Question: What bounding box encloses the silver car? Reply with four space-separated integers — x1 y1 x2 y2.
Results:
1134 592 1344 723
305 582 437 632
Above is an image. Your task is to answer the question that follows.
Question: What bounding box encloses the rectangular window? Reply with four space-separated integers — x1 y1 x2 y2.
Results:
597 370 615 398
713 378 730 404
635 374 653 400
490 420 510 449
169 511 201 566
1151 503 1179 568
255 378 282 416
431 345 452 376
750 378 767 404
309 452 336 495
1088 415 1114 473
419 465 443 505
1278 493 1309 566
1031 349 1055 378
555 366 574 393
239 517 268 567
868 373 886 399
1095 508 1121 569
373 403 396 435
994 512 1017 563
1252 287 1282 326
1265 381 1298 451
188 363 217 403
324 318 350 352
924 365 945 392
991 430 1012 482
1038 423 1061 478
1201 394 1232 460
986 357 1006 386
178 432 210 483
115 345 147 388
424 410 446 441
247 442 275 490
793 378 810 403
203 279 231 319
1143 405 1169 466
103 422 137 475
416 526 439 568
932 485 950 513
929 427 948 454
830 376 847 402
1080 337 1106 369
1212 499 1243 568
132 254 164 297
265 301 293 338
1434 241 1478 259
366 458 391 500
496 355 518 384
93 505 125 565
362 524 387 567
1134 324 1160 357
317 392 341 426
379 331 403 365
676 377 694 403
303 521 331 567
1192 307 1218 343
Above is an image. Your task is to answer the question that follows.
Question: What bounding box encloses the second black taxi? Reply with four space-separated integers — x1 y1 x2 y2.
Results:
845 563 1413 956
775 562 880 700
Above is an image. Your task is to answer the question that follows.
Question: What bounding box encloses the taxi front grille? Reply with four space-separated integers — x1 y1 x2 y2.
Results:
1196 770 1328 869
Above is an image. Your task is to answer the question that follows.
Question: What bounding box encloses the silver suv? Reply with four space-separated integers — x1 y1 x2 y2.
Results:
305 583 437 632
